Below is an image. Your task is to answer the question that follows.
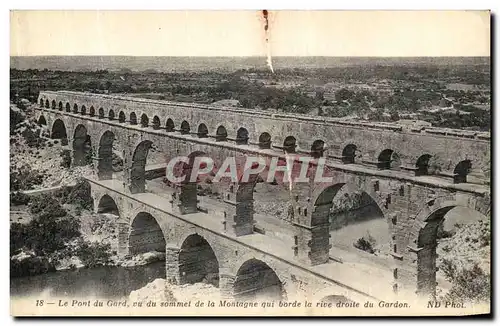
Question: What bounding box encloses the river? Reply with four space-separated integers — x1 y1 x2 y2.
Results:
10 261 165 300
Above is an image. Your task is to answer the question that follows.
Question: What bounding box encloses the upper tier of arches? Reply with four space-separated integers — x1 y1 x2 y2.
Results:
38 94 489 185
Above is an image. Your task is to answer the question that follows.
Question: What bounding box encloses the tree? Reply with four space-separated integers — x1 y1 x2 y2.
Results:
335 88 354 102
390 112 400 121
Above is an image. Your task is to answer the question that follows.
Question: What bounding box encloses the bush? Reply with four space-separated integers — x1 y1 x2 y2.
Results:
480 233 490 247
10 191 31 206
21 127 46 148
10 254 56 277
437 223 455 239
56 216 81 240
60 149 71 168
112 152 124 172
353 233 376 254
10 165 45 191
76 242 111 268
10 107 25 135
10 213 80 257
440 259 490 304
59 180 94 211
29 194 67 217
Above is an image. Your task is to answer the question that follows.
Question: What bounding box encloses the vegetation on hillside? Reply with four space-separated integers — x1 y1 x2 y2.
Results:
10 181 112 277
438 219 491 304
440 260 490 304
10 64 491 130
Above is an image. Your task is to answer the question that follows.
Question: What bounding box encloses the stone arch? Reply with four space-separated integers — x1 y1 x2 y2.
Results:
65 102 71 112
129 212 166 255
197 123 209 138
166 118 175 132
342 144 357 164
81 105 87 115
51 100 56 109
311 181 388 217
258 132 271 149
39 98 44 106
58 101 63 110
215 125 228 141
108 109 115 120
180 121 190 134
45 99 50 108
283 136 297 153
178 234 220 287
37 115 47 126
130 140 153 193
73 124 92 166
415 154 433 176
50 119 68 145
95 193 128 257
73 103 79 113
377 149 400 170
89 106 95 116
236 127 249 145
152 116 161 130
311 139 326 158
233 258 286 301
303 182 389 265
97 194 120 216
453 159 472 184
409 196 490 298
98 130 116 180
98 107 105 119
141 113 149 127
118 111 126 123
130 112 138 125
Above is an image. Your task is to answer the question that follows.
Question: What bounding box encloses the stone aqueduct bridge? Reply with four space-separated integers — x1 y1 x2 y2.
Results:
36 90 491 302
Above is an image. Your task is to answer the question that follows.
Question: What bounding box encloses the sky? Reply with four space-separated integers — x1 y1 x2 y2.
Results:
10 10 491 57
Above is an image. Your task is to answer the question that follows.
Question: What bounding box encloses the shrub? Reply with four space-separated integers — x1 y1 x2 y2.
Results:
76 242 111 268
353 233 376 254
60 180 94 211
21 127 46 148
60 149 71 168
56 216 81 239
112 152 124 172
10 191 31 206
10 213 80 257
437 223 455 239
440 259 490 304
480 234 490 247
10 107 25 135
10 165 45 191
29 194 66 217
10 254 56 277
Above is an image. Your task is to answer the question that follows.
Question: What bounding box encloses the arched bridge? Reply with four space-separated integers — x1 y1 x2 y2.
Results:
35 91 491 303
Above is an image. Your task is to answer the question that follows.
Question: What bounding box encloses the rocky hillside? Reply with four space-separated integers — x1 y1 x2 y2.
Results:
437 218 490 303
10 102 93 191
